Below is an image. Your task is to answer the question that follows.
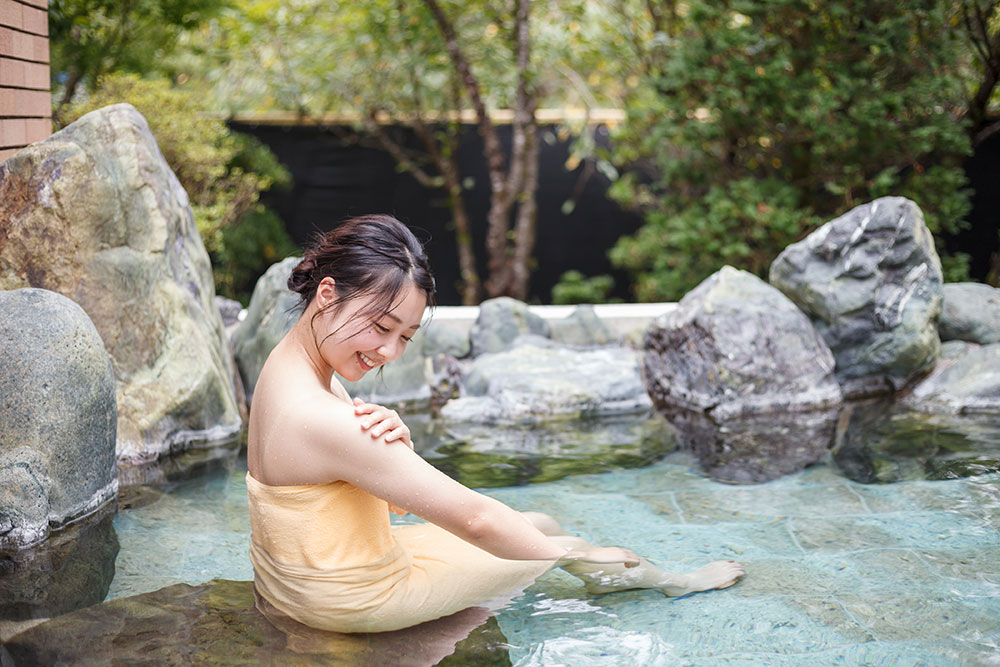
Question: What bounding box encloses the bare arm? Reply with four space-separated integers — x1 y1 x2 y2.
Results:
296 399 637 566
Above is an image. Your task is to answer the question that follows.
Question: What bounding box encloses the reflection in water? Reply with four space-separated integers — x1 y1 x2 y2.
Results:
661 407 839 483
4 579 512 666
832 399 1000 483
409 412 677 488
0 500 118 626
117 436 244 509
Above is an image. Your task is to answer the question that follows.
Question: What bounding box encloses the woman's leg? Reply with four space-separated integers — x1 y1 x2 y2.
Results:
521 512 744 597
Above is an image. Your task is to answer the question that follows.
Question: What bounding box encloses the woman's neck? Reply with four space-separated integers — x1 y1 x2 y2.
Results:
286 308 335 390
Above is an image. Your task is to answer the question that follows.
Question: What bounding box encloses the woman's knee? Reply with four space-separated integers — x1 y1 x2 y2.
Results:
521 511 569 537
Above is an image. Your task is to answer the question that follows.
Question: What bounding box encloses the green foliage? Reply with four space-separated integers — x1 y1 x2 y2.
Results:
551 270 618 304
607 0 973 301
61 73 294 300
49 0 229 110
215 208 299 305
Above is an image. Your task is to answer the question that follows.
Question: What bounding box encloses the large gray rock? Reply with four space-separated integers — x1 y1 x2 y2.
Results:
441 337 651 423
421 321 471 359
0 289 117 549
469 297 550 356
550 304 618 346
901 341 1000 414
644 266 842 420
0 104 242 464
233 257 432 407
231 257 301 399
770 197 943 396
939 282 1000 345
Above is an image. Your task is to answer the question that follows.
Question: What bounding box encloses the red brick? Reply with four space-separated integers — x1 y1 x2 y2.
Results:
31 30 45 61
0 1 21 30
24 115 48 142
0 27 34 60
0 57 24 86
21 5 45 36
0 117 26 146
23 59 45 88
15 87 49 116
0 27 12 57
0 86 15 114
19 0 47 9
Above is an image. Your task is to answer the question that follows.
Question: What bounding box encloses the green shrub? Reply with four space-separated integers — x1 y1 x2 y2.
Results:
551 270 619 305
609 0 972 301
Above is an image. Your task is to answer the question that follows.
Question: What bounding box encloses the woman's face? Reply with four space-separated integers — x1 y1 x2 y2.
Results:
317 279 426 382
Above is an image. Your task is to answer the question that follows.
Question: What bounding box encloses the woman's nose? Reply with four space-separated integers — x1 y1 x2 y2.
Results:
377 339 403 361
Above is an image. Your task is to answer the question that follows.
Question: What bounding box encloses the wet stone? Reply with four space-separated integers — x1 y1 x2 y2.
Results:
0 501 118 633
832 399 1000 483
3 579 514 666
770 197 943 397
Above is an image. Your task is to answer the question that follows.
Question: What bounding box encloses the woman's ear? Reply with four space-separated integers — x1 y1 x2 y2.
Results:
316 277 337 308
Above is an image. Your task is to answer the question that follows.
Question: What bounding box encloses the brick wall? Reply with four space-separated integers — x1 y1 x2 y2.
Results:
0 0 49 163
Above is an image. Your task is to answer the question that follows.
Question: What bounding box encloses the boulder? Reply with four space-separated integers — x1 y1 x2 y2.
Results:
643 266 842 420
901 341 1000 415
3 579 513 666
441 337 651 423
0 104 242 464
833 398 1000 483
939 282 1000 345
0 289 118 549
770 197 943 396
550 304 618 346
231 257 301 399
468 297 550 356
421 321 471 359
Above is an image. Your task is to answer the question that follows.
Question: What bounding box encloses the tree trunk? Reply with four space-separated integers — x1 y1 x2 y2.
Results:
425 0 541 301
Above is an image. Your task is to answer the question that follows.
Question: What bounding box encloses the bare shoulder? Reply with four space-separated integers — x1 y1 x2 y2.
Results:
249 379 363 486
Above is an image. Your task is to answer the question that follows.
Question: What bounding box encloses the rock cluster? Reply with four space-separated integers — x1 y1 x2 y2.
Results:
232 270 646 421
0 104 242 464
641 196 1000 483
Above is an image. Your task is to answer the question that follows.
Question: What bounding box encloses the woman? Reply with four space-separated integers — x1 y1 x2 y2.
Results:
246 214 743 634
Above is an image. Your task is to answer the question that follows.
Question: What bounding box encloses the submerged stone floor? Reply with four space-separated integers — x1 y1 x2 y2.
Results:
4 450 999 665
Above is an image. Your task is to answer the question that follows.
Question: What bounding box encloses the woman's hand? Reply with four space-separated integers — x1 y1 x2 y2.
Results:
353 397 412 516
353 397 411 447
559 547 641 568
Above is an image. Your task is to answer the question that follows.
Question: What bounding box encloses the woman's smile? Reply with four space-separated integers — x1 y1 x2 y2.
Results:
357 351 382 370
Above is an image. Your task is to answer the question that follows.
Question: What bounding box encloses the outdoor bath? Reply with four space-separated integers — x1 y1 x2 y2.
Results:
3 87 1000 665
3 403 1000 665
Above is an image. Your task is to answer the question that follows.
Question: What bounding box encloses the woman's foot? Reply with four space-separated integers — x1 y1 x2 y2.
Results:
661 560 744 596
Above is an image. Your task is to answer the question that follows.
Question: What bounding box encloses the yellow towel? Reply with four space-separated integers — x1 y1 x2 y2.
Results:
246 473 553 633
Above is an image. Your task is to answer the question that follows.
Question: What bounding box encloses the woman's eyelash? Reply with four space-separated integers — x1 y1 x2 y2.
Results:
374 324 390 333
402 335 412 343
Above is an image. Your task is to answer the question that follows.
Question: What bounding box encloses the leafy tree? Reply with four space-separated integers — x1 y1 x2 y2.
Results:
48 0 230 121
604 0 975 301
179 0 624 304
61 73 295 302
